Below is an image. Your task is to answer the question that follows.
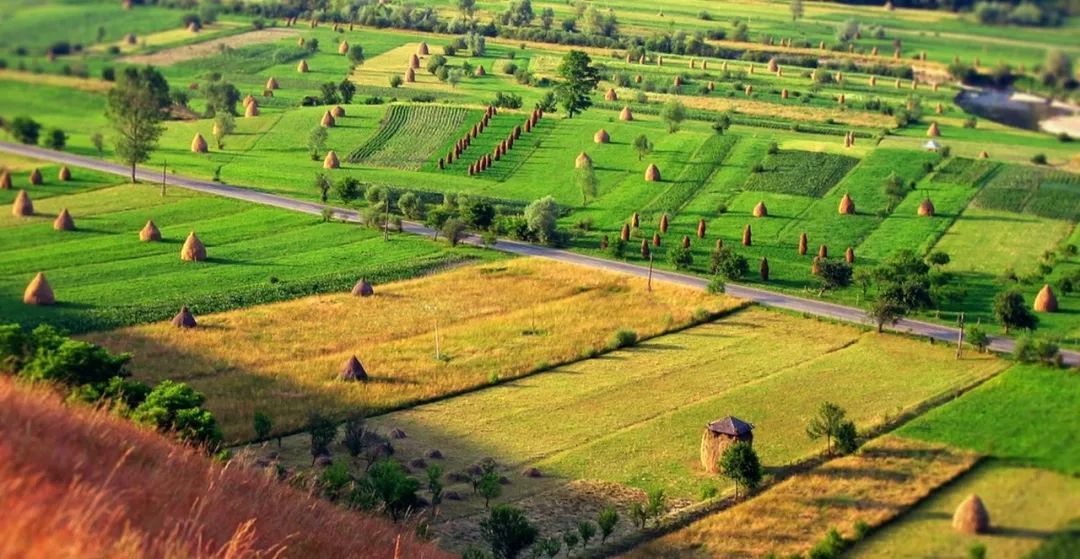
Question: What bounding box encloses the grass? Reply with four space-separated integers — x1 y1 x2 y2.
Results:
935 208 1073 275
347 103 474 169
85 258 737 441
742 149 857 197
628 436 980 559
848 462 1080 559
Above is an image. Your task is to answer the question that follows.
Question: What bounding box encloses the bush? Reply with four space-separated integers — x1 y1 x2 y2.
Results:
389 75 403 88
668 245 694 270
1013 336 1060 365
8 116 41 145
707 277 726 294
608 329 638 350
711 247 748 280
131 380 222 448
1032 153 1048 165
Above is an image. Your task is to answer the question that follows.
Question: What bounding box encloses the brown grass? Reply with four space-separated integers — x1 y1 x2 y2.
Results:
120 29 298 66
0 377 448 559
627 437 979 558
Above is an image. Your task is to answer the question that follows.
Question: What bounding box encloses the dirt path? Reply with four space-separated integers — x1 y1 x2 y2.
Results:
120 28 298 66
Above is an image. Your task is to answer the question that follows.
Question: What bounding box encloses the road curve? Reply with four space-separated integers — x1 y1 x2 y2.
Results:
3 141 1075 366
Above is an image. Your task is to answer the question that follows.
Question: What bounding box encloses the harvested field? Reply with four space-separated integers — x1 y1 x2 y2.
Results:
743 150 859 197
347 104 473 169
0 69 112 92
935 207 1073 275
121 28 299 66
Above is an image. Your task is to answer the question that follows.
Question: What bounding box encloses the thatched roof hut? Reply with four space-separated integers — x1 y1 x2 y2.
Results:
845 247 855 263
605 88 618 101
266 77 279 90
474 64 486 76
340 355 369 382
321 111 336 127
697 218 706 239
659 213 669 233
0 170 10 189
351 278 374 297
12 190 33 217
798 232 808 255
742 224 752 246
58 166 71 181
245 102 260 117
29 168 42 185
700 416 754 473
918 198 936 217
594 129 610 144
339 41 349 55
753 201 768 217
53 209 75 231
619 106 633 121
23 273 54 306
1034 284 1058 312
331 105 345 117
839 193 855 214
760 257 770 281
953 495 990 534
191 133 208 153
927 122 941 137
180 232 207 261
417 42 429 55
644 163 661 182
409 54 420 69
323 150 340 169
140 220 161 242
171 306 197 328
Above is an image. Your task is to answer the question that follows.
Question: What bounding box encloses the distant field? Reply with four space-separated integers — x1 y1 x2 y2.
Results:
742 150 857 197
935 207 1073 275
347 104 474 169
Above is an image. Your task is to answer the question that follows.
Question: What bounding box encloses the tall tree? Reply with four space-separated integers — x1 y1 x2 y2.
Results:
806 401 847 455
993 288 1038 334
632 134 653 161
718 441 763 499
212 111 235 149
661 99 687 133
555 50 600 118
106 66 169 182
575 165 598 206
481 505 538 559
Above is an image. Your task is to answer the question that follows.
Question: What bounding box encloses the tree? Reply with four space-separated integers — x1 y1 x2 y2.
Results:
501 0 535 26
835 420 859 455
9 116 42 145
397 191 424 219
1043 49 1073 84
967 325 990 353
313 172 332 203
668 244 694 270
253 410 273 440
711 247 747 280
868 250 935 331
202 79 240 117
712 112 732 135
814 259 853 294
91 132 105 155
806 401 847 456
131 380 222 448
106 67 170 182
335 176 363 205
578 521 596 549
597 506 619 544
868 297 904 333
660 99 687 133
461 197 496 229
480 505 538 559
319 82 340 105
790 0 804 21
524 196 559 245
338 78 357 104
458 0 477 18
477 468 502 508
442 218 467 246
426 465 444 511
307 411 337 463
347 44 365 66
447 69 464 88
718 441 763 499
308 126 328 160
361 459 420 521
389 74 403 88
632 134 653 161
43 128 67 150
575 165 598 206
645 488 666 525
212 111 235 149
555 50 600 118
993 289 1037 334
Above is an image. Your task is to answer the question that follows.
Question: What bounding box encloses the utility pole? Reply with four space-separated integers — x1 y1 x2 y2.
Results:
383 197 390 241
647 253 654 292
955 312 965 359
160 160 167 197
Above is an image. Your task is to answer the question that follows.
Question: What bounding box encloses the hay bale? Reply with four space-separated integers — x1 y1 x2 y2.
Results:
846 247 855 263
417 42 429 55
620 223 630 242
818 244 828 258
323 150 340 169
340 355 369 382
1034 284 1058 312
139 220 161 242
58 166 71 181
767 58 778 73
297 59 309 73
936 102 944 114
697 218 706 239
927 122 941 137
266 77 279 90
979 150 990 159
12 190 33 216
839 193 855 214
745 84 753 96
297 37 305 47
331 105 345 117
640 239 650 259
389 428 407 440
798 232 808 255
474 64 486 76
605 88 618 101
23 273 54 305
918 198 936 217
619 106 634 121
715 238 723 251
191 133 208 153
338 41 349 55
426 449 444 459
660 214 669 233
953 495 990 534
53 209 75 231
653 232 662 247
321 111 336 127
180 231 207 261
125 33 137 45
673 75 682 86
781 88 789 99
243 94 256 108
575 152 592 169
869 75 877 86
631 212 640 228
635 74 643 83
409 54 420 69
245 102 259 117
644 163 661 182
681 235 690 249
812 256 822 275
187 21 200 32
171 305 197 328
742 224 752 246
760 257 770 281
405 67 416 82
0 170 10 189
594 129 610 144
29 168 42 185
351 278 374 297
838 93 845 105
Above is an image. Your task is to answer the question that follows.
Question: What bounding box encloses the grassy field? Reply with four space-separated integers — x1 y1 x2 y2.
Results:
86 258 737 441
936 207 1073 276
848 462 1080 559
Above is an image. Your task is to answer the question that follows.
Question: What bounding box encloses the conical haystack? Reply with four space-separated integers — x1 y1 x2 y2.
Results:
58 166 71 181
410 54 420 69
180 231 207 261
417 42 429 55
53 208 74 231
12 190 33 216
171 305 197 328
631 212 640 228
191 133 208 153
818 244 828 258
767 58 778 73
187 21 200 32
351 278 374 297
575 152 592 168
952 495 990 534
243 94 256 108
798 232 808 255
474 65 486 77
640 239 650 259
644 164 660 182
125 33 137 45
266 77 279 90
697 218 706 239
321 111 336 127
979 150 990 159
752 201 768 217
297 37 305 47
23 273 54 305
594 129 610 144
839 193 855 214
140 220 161 242
0 170 10 189
927 122 940 137
338 41 349 55
760 257 770 281
620 223 630 242
245 102 259 117
323 150 340 169
297 59 309 73
659 214 669 233
29 168 42 185
1034 284 1058 312
742 224 752 246
781 88 789 99
653 232 662 247
331 105 345 117
619 106 633 121
605 88 618 101
918 198 935 217
405 68 416 82
340 355 369 382
845 247 855 263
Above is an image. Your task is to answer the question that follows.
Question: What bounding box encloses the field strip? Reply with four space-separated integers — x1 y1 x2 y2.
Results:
119 28 298 66
0 69 111 92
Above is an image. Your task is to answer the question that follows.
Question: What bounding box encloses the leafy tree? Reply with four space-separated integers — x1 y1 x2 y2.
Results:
868 250 935 331
501 0 535 26
712 112 732 135
306 410 337 463
597 506 620 544
927 251 951 268
342 413 367 459
43 128 67 150
427 465 444 510
319 82 340 105
539 7 555 29
967 325 990 353
835 420 859 455
718 441 763 498
578 520 596 549
814 259 853 293
535 537 561 558
711 247 747 280
338 78 357 104
442 218 467 246
632 134 653 161
461 198 496 229
868 297 904 333
21 334 130 387
660 99 687 133
202 79 240 117
106 67 169 182
91 132 105 155
478 468 502 508
347 44 365 66
524 196 559 245
253 410 273 441
575 165 598 206
993 289 1037 334
645 488 666 525
131 380 222 447
313 172 332 203
212 111 235 149
536 91 557 112
336 176 363 205
458 0 477 17
480 505 538 559
669 244 694 270
397 191 424 219
389 74 403 88
1013 336 1060 365
806 401 847 456
555 50 600 118
9 116 42 145
360 459 420 521
308 126 328 160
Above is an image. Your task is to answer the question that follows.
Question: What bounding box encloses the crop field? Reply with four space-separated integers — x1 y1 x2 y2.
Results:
347 104 474 169
631 437 979 559
935 208 1073 275
930 157 998 187
86 258 737 441
742 150 858 197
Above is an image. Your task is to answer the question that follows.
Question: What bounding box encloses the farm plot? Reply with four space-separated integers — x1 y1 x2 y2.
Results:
347 104 475 170
87 258 736 441
973 164 1080 220
934 207 1073 275
743 150 858 197
929 157 998 186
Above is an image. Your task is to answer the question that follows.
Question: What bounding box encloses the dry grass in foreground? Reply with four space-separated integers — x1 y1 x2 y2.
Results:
87 258 737 441
627 436 979 559
0 376 449 559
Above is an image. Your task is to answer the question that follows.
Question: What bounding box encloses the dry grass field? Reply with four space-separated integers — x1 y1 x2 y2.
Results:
120 27 298 66
87 258 737 441
629 436 980 559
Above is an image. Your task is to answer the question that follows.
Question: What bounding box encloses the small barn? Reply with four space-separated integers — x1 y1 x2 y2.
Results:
701 415 754 473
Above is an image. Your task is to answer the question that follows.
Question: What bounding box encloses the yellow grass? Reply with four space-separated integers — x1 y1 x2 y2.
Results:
629 436 980 559
663 91 896 129
119 27 296 65
86 258 738 441
0 70 111 92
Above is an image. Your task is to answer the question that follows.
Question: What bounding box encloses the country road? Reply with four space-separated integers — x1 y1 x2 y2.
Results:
3 141 1075 365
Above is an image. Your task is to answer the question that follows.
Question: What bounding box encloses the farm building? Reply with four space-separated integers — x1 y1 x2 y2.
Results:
700 416 754 473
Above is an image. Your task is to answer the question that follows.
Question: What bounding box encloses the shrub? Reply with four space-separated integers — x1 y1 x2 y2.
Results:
1032 153 1047 165
707 277 726 294
1013 336 1060 365
668 244 694 270
609 329 638 350
711 247 748 280
130 380 222 448
8 116 41 145
389 75 403 88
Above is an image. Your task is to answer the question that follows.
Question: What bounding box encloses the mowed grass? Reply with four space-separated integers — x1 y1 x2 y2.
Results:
848 462 1080 559
936 207 1073 275
87 258 737 441
629 437 980 559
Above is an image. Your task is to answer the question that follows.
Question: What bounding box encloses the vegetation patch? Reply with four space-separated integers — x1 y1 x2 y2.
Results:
347 104 473 169
974 164 1080 219
743 150 858 197
930 157 998 186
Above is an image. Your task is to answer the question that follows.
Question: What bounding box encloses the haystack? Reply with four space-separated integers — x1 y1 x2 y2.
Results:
767 58 778 73
798 232 808 255
23 273 54 305
29 168 42 185
838 93 845 105
653 232 662 247
297 37 305 47
742 224 752 246
605 88 618 101
53 209 74 231
243 94 256 107
187 21 200 32
818 244 828 258
297 59 309 73
839 193 855 214
979 150 990 159
58 166 71 181
952 495 990 534
594 129 610 144
352 278 375 297
659 214 669 233
630 212 640 228
409 54 420 69
191 133 208 153
644 163 660 182
812 257 822 275
681 235 691 249
869 75 877 86
700 416 754 473
1034 284 1058 312
125 33 137 45
180 231 207 261
321 111 336 127
927 122 941 137
781 88 789 99
936 102 944 114
620 223 630 242
697 218 706 239
340 355 369 382
760 257 770 281
715 238 723 251
171 306 197 329
753 201 768 217
323 150 340 169
640 239 650 259
417 42 429 55
338 41 349 55
0 170 10 189
575 152 592 169
845 247 855 263
140 220 161 242
745 85 753 96
245 102 259 117
673 75 682 86
918 198 935 217
331 105 345 117
266 77 279 90
619 106 633 121
474 65 486 76
12 190 33 216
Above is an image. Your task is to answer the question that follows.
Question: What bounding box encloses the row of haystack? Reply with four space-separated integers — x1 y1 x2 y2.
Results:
442 105 497 169
468 108 545 176
1 167 71 188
